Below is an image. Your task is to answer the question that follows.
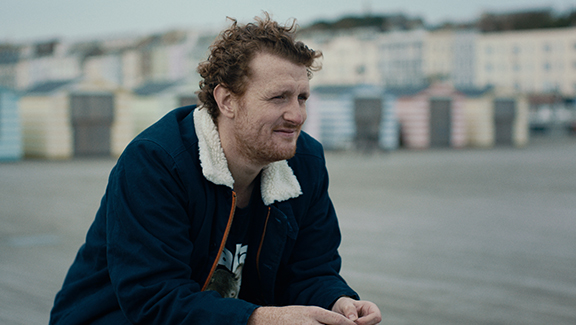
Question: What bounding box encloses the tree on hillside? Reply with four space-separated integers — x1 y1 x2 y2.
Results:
477 9 576 32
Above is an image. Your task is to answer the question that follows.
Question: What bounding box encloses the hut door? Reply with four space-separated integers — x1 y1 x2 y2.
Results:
494 99 516 145
70 94 114 156
354 97 382 152
429 98 451 147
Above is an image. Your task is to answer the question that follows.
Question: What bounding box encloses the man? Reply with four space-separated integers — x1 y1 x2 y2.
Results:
50 14 381 325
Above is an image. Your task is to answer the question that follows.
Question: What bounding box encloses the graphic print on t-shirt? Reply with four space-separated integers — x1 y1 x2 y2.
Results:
206 243 247 298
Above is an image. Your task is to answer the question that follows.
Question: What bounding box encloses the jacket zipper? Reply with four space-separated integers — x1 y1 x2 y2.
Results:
256 207 271 280
201 191 237 291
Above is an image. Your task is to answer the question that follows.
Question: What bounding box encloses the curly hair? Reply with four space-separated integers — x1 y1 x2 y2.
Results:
196 12 322 122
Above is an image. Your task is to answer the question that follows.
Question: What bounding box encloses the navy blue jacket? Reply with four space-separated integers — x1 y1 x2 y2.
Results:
50 106 358 324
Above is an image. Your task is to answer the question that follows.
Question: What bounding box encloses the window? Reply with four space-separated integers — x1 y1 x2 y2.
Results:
542 81 554 91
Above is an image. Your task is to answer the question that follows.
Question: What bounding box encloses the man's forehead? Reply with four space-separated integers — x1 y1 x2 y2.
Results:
249 52 306 73
252 76 310 94
247 53 309 87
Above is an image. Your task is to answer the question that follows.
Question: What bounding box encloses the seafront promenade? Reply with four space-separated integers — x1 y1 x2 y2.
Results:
1 137 575 324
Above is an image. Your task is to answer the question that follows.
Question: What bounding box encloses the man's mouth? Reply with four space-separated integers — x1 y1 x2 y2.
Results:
273 127 300 137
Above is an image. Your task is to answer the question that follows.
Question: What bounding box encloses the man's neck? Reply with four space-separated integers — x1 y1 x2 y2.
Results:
227 160 260 209
218 122 264 208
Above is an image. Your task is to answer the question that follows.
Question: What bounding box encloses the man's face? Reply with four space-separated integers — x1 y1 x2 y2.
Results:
232 52 309 165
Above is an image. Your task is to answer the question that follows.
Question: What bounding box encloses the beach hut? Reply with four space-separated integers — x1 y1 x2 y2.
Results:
390 82 467 149
353 85 399 151
19 79 133 159
459 86 495 147
493 95 529 146
132 79 198 135
306 86 355 150
460 87 529 147
306 85 400 151
0 87 22 160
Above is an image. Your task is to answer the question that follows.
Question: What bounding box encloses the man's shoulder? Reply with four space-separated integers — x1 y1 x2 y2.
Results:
294 131 324 160
288 132 326 176
130 105 198 155
142 105 196 137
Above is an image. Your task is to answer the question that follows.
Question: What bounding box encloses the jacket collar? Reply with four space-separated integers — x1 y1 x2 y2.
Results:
193 107 302 206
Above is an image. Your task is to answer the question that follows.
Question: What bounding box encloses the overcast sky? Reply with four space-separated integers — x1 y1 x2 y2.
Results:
2 0 575 42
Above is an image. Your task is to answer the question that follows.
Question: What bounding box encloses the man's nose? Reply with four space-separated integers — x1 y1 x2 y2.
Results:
283 99 307 126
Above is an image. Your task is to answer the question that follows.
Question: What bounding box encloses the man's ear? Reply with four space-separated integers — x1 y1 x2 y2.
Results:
213 84 236 118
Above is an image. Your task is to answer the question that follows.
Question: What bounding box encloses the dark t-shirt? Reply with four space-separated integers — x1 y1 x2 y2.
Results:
205 180 267 300
205 204 252 298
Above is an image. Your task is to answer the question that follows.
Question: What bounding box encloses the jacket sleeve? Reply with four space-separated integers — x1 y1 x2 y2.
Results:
105 139 258 324
277 151 359 309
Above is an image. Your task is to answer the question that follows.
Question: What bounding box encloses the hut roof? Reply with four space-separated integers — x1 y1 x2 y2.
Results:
312 85 355 95
25 79 76 94
134 80 182 96
456 85 494 98
385 85 429 97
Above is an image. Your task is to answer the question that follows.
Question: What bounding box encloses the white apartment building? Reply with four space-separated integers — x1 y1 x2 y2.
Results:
378 29 427 88
301 29 382 88
476 27 576 96
424 29 477 88
423 30 453 80
306 26 576 96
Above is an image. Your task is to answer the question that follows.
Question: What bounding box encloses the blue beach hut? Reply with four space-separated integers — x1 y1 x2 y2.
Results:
0 87 22 161
306 85 399 151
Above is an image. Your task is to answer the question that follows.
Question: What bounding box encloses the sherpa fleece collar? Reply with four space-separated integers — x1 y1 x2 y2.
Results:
193 107 302 206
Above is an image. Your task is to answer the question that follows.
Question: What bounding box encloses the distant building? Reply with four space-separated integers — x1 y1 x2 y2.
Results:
136 30 199 85
378 29 427 88
15 40 82 90
476 26 576 96
301 29 382 88
424 29 477 88
0 44 21 90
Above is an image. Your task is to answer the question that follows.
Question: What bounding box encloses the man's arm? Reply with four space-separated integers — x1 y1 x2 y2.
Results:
276 147 359 307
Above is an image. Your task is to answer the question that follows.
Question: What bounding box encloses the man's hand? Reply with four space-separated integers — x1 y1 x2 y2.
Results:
247 305 358 325
331 297 382 325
